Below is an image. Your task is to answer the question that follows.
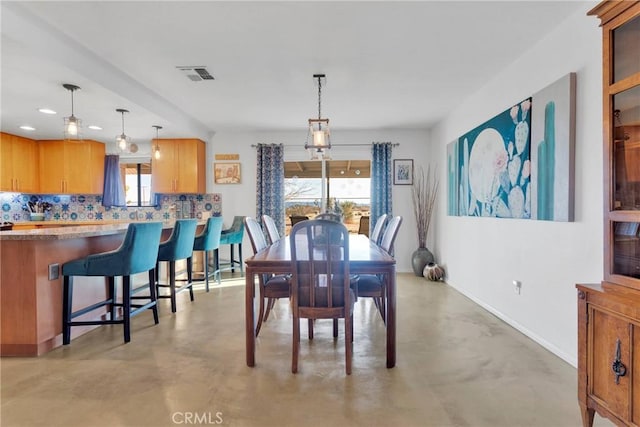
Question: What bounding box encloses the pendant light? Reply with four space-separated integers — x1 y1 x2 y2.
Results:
152 125 162 159
63 83 82 140
305 74 331 157
115 109 131 152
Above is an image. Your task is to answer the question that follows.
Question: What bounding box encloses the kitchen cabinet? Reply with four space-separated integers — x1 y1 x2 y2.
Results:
578 2 640 426
0 132 39 193
38 139 105 194
151 138 205 194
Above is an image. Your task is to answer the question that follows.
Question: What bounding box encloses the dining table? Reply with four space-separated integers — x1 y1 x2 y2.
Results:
244 233 397 368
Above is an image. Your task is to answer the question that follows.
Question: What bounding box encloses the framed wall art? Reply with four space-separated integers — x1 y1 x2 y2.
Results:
214 162 241 184
393 159 413 185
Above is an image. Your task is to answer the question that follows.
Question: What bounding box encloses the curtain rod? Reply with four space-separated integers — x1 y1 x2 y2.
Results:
251 143 399 148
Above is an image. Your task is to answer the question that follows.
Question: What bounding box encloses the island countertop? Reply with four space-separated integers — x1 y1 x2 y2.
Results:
0 220 206 241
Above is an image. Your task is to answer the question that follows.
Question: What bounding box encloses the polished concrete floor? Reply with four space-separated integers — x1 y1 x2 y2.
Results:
1 273 613 427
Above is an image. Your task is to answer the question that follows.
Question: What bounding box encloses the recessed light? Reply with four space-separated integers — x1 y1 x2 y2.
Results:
19 125 36 131
87 125 103 130
38 108 57 115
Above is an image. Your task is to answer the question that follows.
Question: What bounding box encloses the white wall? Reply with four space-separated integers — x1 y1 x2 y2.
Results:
207 129 429 272
430 2 602 366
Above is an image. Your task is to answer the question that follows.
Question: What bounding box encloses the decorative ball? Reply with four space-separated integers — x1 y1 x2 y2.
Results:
423 262 445 281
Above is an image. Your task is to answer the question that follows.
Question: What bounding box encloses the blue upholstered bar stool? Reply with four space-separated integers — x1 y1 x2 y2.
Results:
192 216 224 292
61 222 163 345
156 219 198 313
217 216 245 275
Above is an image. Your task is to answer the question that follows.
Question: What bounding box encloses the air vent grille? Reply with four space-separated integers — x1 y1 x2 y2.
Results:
176 66 215 82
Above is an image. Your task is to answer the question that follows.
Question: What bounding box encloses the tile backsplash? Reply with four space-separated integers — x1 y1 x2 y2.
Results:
0 193 222 223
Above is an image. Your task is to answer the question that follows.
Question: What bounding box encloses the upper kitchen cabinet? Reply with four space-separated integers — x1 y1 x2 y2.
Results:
38 139 105 194
0 132 39 193
151 138 206 194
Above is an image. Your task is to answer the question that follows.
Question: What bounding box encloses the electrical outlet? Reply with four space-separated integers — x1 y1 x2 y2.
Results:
513 280 522 295
48 263 60 281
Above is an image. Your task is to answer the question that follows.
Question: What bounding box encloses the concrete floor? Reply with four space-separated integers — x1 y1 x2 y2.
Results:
1 273 613 427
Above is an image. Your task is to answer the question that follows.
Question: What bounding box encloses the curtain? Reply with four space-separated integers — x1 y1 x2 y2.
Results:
256 144 285 236
102 154 125 207
371 142 393 233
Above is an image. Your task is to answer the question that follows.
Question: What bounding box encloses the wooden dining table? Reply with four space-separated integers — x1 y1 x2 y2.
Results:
244 234 397 368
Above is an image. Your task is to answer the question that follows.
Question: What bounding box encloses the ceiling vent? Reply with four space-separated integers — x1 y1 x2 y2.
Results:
176 66 215 81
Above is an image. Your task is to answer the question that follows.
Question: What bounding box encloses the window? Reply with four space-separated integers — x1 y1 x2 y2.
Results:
120 162 154 206
284 160 370 234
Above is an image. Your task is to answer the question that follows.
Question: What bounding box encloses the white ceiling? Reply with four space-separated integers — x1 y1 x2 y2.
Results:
1 1 586 151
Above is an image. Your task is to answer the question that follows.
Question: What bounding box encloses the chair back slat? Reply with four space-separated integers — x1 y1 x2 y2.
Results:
245 217 268 254
370 214 388 245
379 216 402 256
262 214 281 244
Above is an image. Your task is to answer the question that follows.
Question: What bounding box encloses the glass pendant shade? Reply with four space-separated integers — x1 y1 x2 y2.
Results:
62 83 82 140
115 109 131 152
304 74 331 156
152 125 162 159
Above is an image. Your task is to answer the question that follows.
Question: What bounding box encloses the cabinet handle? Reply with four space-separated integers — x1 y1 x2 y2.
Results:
611 338 627 384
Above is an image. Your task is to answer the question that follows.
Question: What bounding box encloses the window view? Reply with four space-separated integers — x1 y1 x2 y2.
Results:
284 160 370 234
120 163 153 206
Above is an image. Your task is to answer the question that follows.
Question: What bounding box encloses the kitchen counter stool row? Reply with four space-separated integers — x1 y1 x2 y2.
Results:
62 217 229 345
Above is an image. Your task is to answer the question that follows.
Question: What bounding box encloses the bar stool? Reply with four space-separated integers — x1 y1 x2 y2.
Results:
61 222 163 345
217 216 245 275
192 216 224 292
156 219 198 313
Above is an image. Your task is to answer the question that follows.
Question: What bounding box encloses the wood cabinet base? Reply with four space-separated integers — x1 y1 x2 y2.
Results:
0 235 123 356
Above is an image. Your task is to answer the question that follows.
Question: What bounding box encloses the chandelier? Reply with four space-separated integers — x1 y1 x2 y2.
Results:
305 74 331 157
115 109 131 152
63 83 82 140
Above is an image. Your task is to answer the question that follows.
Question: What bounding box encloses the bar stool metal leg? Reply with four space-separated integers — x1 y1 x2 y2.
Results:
62 276 73 345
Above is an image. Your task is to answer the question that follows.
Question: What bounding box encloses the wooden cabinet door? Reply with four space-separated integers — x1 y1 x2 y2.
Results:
89 141 105 194
590 307 631 420
151 139 177 193
14 135 39 193
175 139 205 193
0 133 39 192
0 133 14 191
38 140 67 193
65 141 104 194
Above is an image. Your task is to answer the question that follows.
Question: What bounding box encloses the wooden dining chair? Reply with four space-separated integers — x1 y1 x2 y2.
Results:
261 214 281 245
244 217 290 336
290 219 354 374
369 214 388 245
315 212 341 222
355 215 402 323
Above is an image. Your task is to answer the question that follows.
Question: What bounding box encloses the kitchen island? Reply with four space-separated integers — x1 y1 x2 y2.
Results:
0 222 197 356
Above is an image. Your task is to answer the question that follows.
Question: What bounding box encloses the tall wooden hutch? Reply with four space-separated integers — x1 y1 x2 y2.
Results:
577 1 640 426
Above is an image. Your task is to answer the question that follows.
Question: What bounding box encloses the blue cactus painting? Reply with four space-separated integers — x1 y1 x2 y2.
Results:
531 73 576 222
456 99 532 219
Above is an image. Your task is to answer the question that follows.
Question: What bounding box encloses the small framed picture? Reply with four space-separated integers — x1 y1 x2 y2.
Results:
214 162 241 184
393 159 413 185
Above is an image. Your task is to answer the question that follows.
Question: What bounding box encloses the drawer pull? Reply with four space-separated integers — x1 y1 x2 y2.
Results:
612 339 627 384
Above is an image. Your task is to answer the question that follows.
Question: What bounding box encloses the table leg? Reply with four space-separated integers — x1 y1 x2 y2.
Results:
246 266 255 367
386 266 396 368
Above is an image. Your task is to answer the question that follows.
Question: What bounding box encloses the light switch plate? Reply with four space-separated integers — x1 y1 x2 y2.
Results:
48 263 59 281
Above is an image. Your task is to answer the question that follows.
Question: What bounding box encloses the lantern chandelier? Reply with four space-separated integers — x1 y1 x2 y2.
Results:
305 73 331 157
63 83 82 140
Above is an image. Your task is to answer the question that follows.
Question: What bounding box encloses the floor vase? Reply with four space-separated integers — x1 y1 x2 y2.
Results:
411 247 434 277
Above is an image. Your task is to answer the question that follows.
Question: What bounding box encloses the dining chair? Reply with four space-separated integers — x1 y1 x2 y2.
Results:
156 219 198 313
355 215 402 323
369 214 388 246
290 219 354 374
262 214 281 245
61 222 163 345
357 215 370 237
192 216 224 292
289 215 308 227
244 217 290 336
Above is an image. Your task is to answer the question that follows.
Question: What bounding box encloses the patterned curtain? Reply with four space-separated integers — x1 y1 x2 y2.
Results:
256 144 285 236
102 154 125 207
370 142 393 233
